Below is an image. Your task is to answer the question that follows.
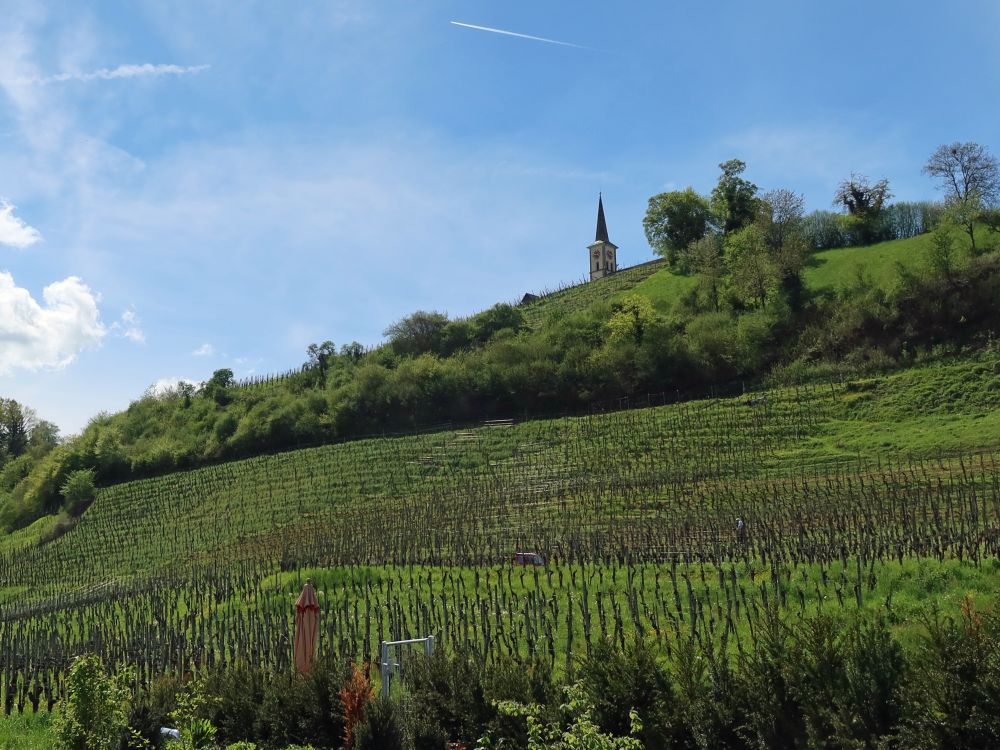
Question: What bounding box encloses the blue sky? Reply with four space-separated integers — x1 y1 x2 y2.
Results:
1 0 998 433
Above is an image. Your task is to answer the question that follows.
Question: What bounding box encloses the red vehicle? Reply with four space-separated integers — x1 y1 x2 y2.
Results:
512 551 545 566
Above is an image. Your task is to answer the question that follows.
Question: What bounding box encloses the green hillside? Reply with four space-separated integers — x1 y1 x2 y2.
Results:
520 234 919 325
805 232 934 292
523 229 966 321
1 355 998 687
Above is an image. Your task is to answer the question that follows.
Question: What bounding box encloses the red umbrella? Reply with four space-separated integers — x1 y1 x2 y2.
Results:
293 579 320 673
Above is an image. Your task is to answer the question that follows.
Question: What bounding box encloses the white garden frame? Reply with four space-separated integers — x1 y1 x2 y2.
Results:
379 635 435 697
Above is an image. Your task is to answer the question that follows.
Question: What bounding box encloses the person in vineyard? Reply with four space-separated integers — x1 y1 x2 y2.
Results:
736 517 746 542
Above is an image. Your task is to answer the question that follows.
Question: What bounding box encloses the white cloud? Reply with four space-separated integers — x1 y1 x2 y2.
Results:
15 63 210 86
116 308 145 343
147 377 202 397
191 343 214 357
0 272 105 374
0 200 42 248
108 308 145 343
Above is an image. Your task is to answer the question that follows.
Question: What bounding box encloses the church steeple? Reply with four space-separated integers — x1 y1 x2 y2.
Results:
588 193 618 281
595 193 611 244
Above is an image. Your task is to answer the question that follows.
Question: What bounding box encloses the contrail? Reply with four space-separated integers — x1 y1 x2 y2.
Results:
13 63 210 86
450 21 591 50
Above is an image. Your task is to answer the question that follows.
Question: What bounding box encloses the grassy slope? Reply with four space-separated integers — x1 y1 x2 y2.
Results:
804 233 934 292
520 231 940 326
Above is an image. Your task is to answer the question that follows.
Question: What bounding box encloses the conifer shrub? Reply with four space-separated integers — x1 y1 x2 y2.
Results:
405 650 492 750
577 638 674 749
353 696 405 750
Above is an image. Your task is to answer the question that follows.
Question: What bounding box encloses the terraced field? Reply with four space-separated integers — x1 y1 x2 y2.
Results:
519 259 667 327
0 356 997 710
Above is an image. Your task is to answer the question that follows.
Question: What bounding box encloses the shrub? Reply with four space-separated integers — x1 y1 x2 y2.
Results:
129 673 183 746
54 654 133 750
478 681 643 750
406 649 492 750
577 639 673 749
246 659 347 749
895 598 1000 748
340 662 372 750
60 468 96 517
354 696 405 750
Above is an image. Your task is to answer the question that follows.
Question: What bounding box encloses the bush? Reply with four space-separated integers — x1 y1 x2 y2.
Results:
406 649 492 749
577 639 674 749
129 673 183 746
54 654 133 750
60 468 96 516
895 598 1000 748
255 661 347 749
353 696 404 750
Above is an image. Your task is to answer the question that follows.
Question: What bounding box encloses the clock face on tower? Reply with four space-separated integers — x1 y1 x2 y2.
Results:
606 250 613 259
592 250 599 258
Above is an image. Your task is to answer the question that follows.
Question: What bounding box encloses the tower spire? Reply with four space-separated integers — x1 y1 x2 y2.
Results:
595 193 610 243
588 193 618 281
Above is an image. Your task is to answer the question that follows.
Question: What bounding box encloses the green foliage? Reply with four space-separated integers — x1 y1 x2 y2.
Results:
407 650 493 749
354 696 404 750
724 223 779 308
895 598 1000 749
384 310 450 357
53 654 133 750
924 141 1000 255
128 674 183 746
643 188 712 266
711 159 759 234
477 682 643 750
927 222 961 279
833 173 894 245
578 639 672 748
471 304 525 345
607 295 655 343
685 234 725 312
203 369 236 407
169 679 220 749
0 398 30 461
305 341 336 385
60 468 96 516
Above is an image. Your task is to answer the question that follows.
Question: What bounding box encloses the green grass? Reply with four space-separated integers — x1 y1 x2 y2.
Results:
611 264 696 313
803 227 1000 293
803 233 935 293
0 712 54 749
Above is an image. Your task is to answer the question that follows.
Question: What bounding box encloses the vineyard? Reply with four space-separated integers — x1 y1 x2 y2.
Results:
0 356 998 712
518 259 668 328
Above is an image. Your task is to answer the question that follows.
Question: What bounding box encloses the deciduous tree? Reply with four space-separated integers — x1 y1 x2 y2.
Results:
711 159 759 234
643 188 712 267
725 224 779 308
384 311 449 357
923 141 1000 254
833 173 892 244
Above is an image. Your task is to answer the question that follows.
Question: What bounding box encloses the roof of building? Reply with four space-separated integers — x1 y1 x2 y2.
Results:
595 193 610 243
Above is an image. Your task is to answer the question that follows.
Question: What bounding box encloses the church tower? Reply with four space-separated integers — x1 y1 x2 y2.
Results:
588 194 618 280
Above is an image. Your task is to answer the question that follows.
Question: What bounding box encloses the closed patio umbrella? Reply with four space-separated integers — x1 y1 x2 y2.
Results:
293 579 320 673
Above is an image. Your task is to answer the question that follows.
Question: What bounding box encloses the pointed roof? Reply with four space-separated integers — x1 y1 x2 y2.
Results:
595 193 610 243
